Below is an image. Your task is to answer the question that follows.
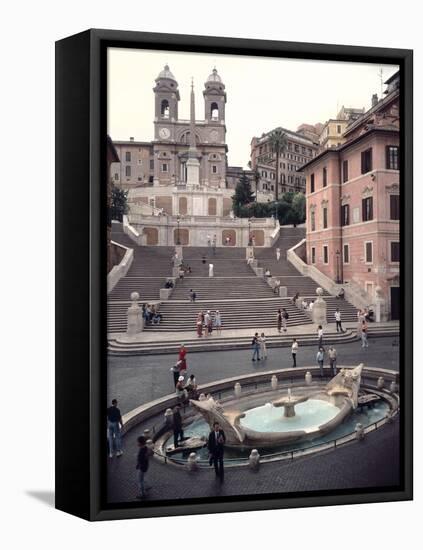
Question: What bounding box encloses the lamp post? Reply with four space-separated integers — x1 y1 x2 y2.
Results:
336 249 341 284
176 214 181 245
248 218 252 246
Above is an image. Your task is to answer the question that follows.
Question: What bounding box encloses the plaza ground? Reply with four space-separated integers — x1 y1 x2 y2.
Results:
107 336 401 503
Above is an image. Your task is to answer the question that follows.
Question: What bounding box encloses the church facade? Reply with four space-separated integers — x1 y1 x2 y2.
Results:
110 65 278 247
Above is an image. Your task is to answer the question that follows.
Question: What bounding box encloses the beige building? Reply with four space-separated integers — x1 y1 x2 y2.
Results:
250 127 319 197
319 106 365 150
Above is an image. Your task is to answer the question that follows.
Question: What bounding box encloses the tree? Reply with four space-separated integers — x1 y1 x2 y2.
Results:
268 128 287 202
248 161 261 202
232 173 254 216
110 184 129 222
292 192 306 224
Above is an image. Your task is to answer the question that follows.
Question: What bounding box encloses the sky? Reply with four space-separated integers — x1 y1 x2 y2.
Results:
108 48 398 169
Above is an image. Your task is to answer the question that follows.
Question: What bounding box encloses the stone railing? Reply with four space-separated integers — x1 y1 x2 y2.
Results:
107 242 134 293
123 214 145 245
287 239 372 310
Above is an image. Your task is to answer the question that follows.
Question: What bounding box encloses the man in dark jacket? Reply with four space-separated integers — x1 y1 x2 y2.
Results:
208 422 226 482
136 436 150 499
172 406 184 448
107 399 123 458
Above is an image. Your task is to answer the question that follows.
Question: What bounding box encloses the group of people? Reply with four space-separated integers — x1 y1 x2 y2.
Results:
196 310 222 337
316 345 338 378
142 303 162 325
178 264 192 278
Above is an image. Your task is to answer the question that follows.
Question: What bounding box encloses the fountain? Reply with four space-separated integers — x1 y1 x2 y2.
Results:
189 365 365 448
272 387 309 418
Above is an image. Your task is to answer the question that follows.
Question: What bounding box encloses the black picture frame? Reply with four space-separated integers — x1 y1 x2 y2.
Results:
55 28 413 521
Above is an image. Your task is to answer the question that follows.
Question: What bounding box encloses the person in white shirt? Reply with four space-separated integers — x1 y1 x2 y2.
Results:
276 247 281 261
259 332 267 359
334 308 344 333
302 299 308 310
328 346 337 375
208 263 214 277
291 338 299 367
309 301 314 311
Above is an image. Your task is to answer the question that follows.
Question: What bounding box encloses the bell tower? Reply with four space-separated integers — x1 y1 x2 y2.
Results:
203 68 226 123
153 65 180 139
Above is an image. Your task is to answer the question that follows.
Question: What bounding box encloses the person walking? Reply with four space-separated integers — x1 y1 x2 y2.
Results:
328 346 337 375
172 406 184 448
317 325 324 347
276 247 281 261
107 399 123 458
334 308 344 333
189 289 194 302
208 422 226 482
212 235 216 255
316 347 325 378
291 338 299 367
282 308 289 332
208 263 214 277
135 436 150 499
259 332 267 359
178 344 187 373
361 319 369 348
277 309 282 333
252 332 261 361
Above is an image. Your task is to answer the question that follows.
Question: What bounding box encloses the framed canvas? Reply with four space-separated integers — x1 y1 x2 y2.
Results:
55 29 413 521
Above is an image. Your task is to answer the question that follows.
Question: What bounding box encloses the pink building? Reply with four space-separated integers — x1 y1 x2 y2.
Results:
302 72 400 320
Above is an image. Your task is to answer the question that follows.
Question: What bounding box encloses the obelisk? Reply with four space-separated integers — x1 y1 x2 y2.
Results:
186 79 201 188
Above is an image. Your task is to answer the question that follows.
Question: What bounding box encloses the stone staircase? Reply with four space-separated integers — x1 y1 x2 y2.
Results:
109 223 173 301
108 223 359 334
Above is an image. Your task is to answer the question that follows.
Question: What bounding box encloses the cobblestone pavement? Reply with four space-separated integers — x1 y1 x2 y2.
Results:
107 416 400 503
108 337 400 414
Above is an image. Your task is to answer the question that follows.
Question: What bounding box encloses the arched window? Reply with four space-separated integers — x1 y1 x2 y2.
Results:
210 102 219 120
161 99 170 118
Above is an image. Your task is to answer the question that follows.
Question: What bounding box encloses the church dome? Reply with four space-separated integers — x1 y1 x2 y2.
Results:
156 64 177 82
206 68 223 84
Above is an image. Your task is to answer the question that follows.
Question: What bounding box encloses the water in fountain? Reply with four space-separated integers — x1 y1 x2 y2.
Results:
240 399 339 433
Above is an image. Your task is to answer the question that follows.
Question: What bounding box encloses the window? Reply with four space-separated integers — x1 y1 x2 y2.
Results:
341 204 350 226
323 245 329 264
361 148 373 174
125 151 131 162
125 165 131 177
149 159 154 170
365 242 373 263
161 163 168 172
212 165 218 174
138 159 142 165
323 167 327 187
362 197 374 221
337 125 342 134
342 160 348 183
343 244 349 264
114 173 119 180
311 210 316 231
323 207 328 229
210 102 219 120
391 241 400 262
310 173 315 193
311 247 316 264
386 146 399 170
390 194 400 220
161 99 170 118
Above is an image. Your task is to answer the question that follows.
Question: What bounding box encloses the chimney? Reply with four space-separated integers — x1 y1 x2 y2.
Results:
371 94 378 107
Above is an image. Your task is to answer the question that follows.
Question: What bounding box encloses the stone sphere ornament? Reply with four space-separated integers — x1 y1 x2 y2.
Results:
187 452 198 471
249 449 260 470
305 371 312 385
377 376 385 389
234 382 242 398
271 375 278 390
